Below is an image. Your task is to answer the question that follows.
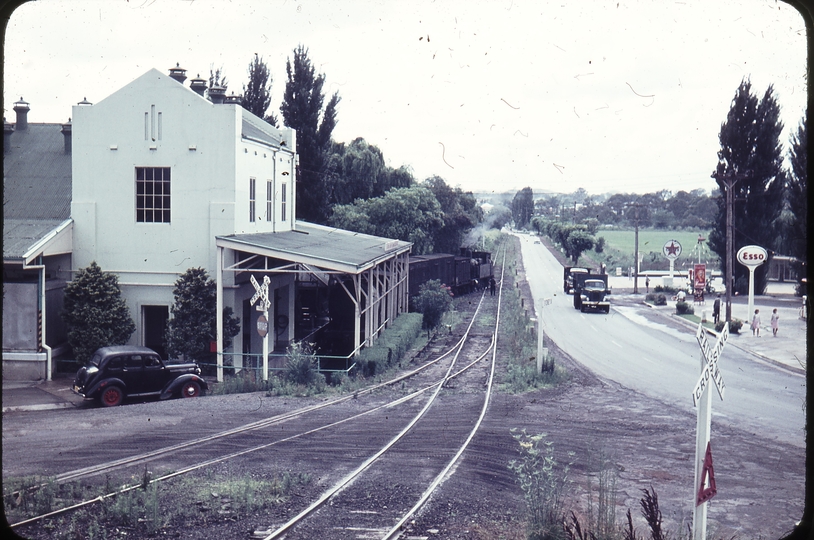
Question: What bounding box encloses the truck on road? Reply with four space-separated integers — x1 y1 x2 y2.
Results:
563 266 591 294
572 273 611 313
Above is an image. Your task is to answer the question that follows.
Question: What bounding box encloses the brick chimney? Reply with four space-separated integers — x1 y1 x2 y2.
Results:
4 117 14 153
61 119 72 154
209 85 226 104
189 74 207 96
168 63 187 84
13 97 29 130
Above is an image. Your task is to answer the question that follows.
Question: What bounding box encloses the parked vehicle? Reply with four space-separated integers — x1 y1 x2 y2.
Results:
72 346 208 407
573 274 611 313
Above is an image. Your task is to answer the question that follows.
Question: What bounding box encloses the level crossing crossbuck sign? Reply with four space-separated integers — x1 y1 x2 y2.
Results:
250 275 271 382
691 321 728 540
250 275 271 312
692 321 728 406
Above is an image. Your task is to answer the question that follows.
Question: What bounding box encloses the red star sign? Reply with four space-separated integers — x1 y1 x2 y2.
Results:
666 242 679 256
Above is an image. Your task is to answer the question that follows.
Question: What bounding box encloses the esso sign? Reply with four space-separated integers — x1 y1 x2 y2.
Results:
737 245 767 268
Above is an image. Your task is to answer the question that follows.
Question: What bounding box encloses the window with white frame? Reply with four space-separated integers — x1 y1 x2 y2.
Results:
136 167 171 223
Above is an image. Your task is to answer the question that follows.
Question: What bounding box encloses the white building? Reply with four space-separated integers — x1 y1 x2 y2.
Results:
4 65 411 381
71 67 299 364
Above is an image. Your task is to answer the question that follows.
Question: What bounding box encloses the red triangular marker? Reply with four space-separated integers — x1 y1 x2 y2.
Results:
696 442 717 506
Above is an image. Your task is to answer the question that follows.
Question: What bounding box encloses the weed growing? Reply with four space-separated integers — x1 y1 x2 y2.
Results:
14 468 312 539
508 429 574 540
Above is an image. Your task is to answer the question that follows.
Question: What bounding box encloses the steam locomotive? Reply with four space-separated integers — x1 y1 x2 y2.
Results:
408 248 494 298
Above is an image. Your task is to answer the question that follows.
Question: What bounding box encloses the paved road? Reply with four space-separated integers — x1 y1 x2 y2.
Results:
515 232 806 449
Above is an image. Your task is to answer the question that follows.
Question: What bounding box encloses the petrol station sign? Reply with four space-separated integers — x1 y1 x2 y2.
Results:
736 245 767 268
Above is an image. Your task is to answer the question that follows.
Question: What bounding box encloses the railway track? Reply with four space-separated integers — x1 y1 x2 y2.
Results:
10 252 506 539
261 253 506 539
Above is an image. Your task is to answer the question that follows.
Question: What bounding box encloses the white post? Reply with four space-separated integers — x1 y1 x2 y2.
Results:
692 350 712 540
746 266 756 327
216 246 224 383
262 304 269 382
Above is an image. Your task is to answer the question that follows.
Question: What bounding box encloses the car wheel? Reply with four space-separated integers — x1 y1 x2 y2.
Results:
100 386 124 407
181 381 201 398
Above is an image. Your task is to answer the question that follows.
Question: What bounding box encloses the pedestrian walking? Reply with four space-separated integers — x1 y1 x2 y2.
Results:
489 277 496 296
645 277 650 293
751 308 761 337
713 294 721 324
770 308 779 337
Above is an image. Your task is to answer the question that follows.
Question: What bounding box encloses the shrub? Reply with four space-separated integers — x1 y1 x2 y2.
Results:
61 262 135 362
715 319 743 334
645 293 667 306
675 301 694 315
412 279 453 332
676 302 695 315
653 284 678 294
284 342 324 389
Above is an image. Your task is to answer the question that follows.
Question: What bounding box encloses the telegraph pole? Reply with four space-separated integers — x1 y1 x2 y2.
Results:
713 170 748 323
627 203 643 294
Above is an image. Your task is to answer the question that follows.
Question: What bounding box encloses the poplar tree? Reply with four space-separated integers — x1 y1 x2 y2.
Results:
242 54 278 126
61 262 135 362
512 187 535 229
786 116 807 274
708 79 785 295
280 45 341 224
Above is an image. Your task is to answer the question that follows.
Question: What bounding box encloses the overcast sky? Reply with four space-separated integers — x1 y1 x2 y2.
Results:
3 0 807 196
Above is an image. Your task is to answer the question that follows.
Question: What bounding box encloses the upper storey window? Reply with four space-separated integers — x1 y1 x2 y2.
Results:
136 167 171 223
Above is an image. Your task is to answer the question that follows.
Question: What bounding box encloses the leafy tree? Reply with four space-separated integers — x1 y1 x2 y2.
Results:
165 268 240 369
242 53 278 126
424 176 482 253
380 165 415 192
535 195 561 217
605 193 636 219
512 187 534 229
565 230 595 263
206 64 228 100
324 137 387 204
709 79 785 294
329 186 444 254
786 115 807 266
61 262 135 362
280 45 341 224
412 279 453 333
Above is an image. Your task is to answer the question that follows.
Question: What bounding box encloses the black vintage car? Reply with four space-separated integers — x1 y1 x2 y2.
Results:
72 346 208 407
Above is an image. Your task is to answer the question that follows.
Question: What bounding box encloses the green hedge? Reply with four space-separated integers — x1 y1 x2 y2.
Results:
357 312 423 376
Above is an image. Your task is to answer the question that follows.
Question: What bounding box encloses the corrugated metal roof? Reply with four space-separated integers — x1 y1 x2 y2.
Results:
241 109 282 148
3 219 66 260
217 221 412 274
3 123 72 220
3 123 73 261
